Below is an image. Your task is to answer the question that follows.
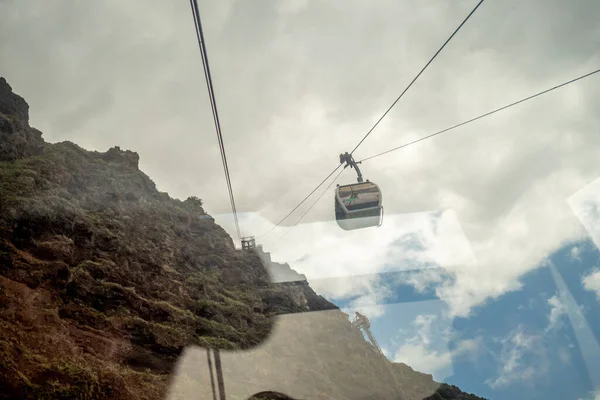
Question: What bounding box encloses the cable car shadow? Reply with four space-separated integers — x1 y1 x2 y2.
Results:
166 306 448 400
165 267 461 400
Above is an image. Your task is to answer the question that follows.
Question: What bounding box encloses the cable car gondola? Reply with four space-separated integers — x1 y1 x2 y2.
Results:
334 152 383 231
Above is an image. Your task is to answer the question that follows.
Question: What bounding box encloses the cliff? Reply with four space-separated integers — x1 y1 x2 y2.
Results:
0 77 486 400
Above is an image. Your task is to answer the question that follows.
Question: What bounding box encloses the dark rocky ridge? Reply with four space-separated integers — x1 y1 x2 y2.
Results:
0 78 487 400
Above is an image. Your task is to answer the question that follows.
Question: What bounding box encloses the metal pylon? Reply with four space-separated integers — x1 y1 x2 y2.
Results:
351 312 383 355
351 311 408 400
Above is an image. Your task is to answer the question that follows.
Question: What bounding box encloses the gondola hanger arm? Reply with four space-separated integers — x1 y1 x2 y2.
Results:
339 152 364 183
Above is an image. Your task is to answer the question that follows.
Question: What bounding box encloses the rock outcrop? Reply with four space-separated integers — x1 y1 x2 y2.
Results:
0 77 44 162
0 78 486 400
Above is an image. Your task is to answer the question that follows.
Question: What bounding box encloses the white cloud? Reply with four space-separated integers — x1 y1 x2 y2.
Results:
571 246 582 261
557 346 572 366
582 269 600 300
381 346 392 359
486 326 548 389
395 342 453 379
579 390 600 400
435 167 590 317
546 294 567 332
569 176 600 252
397 268 449 294
340 279 392 320
517 297 537 311
393 314 479 381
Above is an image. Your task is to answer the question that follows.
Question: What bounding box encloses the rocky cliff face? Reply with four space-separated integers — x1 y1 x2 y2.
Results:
0 77 44 162
0 78 486 400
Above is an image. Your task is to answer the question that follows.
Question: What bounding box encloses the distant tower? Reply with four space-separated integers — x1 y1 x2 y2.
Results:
351 311 384 355
241 236 256 250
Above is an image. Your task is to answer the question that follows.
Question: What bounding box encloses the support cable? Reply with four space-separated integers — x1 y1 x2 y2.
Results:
190 0 241 240
359 68 600 163
349 0 485 155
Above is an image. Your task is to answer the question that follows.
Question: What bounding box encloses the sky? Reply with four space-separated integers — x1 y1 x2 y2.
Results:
326 239 600 400
2 0 600 398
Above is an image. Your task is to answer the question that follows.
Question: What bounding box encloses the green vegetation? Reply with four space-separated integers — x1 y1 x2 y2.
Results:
36 362 102 400
0 161 39 207
183 195 203 210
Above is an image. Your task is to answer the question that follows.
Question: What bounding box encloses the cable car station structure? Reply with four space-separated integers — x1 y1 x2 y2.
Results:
351 311 383 356
241 236 256 250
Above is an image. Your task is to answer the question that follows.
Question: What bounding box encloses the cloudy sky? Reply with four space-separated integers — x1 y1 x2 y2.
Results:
2 0 600 398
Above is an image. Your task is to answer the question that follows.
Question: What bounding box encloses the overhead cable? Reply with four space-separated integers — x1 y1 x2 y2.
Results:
349 0 485 155
359 67 600 163
276 167 346 241
262 1 484 237
206 349 217 400
190 0 241 240
259 164 342 238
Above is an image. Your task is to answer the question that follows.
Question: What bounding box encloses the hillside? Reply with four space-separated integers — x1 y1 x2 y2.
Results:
0 77 486 400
